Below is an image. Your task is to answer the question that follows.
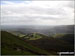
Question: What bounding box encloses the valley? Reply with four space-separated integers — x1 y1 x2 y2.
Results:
1 25 74 55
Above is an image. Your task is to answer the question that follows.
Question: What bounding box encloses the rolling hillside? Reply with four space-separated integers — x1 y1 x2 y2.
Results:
1 30 74 55
27 34 74 53
1 31 51 55
20 33 49 40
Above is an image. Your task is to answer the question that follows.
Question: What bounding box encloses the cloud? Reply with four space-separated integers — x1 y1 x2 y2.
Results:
1 1 74 25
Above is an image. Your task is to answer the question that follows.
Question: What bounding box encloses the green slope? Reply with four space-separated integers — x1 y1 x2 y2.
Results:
27 34 74 53
1 31 51 55
21 33 49 40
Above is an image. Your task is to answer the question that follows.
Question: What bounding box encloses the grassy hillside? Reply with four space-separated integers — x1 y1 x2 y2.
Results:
1 31 74 55
26 34 74 53
21 33 49 40
1 31 51 55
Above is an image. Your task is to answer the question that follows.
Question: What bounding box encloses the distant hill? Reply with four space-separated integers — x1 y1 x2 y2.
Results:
1 25 74 35
20 33 49 40
50 25 74 34
17 25 74 35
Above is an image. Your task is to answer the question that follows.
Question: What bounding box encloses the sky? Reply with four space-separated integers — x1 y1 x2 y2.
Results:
1 0 74 25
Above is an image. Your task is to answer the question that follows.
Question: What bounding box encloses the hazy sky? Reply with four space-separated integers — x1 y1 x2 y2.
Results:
1 0 74 25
